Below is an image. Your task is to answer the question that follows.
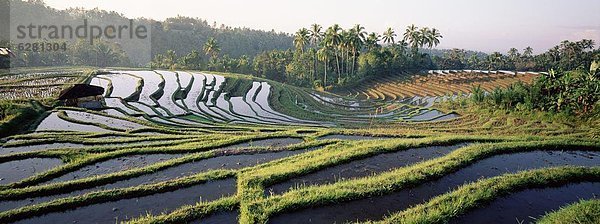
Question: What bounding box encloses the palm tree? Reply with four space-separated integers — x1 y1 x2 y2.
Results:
317 46 332 87
365 32 381 51
340 30 351 78
404 24 421 56
487 52 504 70
419 27 431 50
429 28 442 48
382 27 396 45
508 48 519 63
203 37 220 60
325 24 342 82
309 24 323 82
523 46 533 57
293 28 309 53
349 24 366 76
309 24 323 47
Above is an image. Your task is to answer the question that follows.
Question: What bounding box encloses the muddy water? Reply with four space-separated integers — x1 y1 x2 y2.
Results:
222 138 304 150
192 210 239 224
46 154 185 184
0 149 316 213
316 135 393 141
36 113 111 133
268 150 600 224
429 113 460 122
0 143 83 155
0 158 63 185
97 74 140 99
404 110 446 121
103 98 141 115
64 111 146 131
15 178 236 224
450 182 600 224
266 144 469 195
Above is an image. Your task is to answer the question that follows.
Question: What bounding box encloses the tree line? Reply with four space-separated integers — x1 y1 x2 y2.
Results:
152 24 444 89
435 39 597 72
1 0 292 68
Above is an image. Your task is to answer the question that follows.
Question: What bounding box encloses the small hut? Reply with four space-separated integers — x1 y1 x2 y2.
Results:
0 47 13 69
0 48 13 57
58 84 105 109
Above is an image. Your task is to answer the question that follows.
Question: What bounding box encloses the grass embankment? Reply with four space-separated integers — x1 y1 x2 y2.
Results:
0 170 234 223
0 139 334 200
537 199 600 224
0 101 48 138
240 140 599 223
0 69 98 138
119 135 599 224
0 139 333 223
370 167 599 224
0 130 318 189
432 96 600 138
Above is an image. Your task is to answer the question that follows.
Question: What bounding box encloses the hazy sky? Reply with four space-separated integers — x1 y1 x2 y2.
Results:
43 0 600 54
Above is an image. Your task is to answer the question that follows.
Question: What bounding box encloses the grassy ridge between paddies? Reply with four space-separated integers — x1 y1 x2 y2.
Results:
122 135 599 224
0 169 234 223
368 167 600 224
0 139 334 201
0 130 320 190
537 199 600 224
0 101 48 138
0 140 335 223
239 139 600 223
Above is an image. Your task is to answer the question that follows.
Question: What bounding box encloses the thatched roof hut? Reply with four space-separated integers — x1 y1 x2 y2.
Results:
0 48 14 57
59 84 105 109
58 84 104 100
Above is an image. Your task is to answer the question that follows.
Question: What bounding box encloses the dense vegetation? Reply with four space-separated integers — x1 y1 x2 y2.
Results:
436 39 598 72
0 0 292 68
153 34 598 91
0 1 599 224
469 61 600 115
4 1 598 91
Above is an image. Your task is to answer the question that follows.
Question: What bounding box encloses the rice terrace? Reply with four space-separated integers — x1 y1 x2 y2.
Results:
0 0 599 224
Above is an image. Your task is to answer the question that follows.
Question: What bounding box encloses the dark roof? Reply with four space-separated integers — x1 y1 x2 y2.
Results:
58 84 104 100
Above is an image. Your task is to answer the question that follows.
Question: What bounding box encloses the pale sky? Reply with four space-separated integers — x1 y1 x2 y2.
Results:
43 0 600 54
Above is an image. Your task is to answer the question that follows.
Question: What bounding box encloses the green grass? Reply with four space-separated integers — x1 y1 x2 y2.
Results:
0 68 599 224
243 140 598 223
537 199 600 224
369 166 600 224
0 170 235 223
0 101 48 138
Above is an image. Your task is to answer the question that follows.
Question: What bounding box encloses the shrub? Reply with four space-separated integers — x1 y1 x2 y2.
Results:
471 65 600 115
470 85 485 103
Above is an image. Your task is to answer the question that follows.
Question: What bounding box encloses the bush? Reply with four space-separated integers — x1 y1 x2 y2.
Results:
471 64 600 115
0 101 46 138
470 85 485 103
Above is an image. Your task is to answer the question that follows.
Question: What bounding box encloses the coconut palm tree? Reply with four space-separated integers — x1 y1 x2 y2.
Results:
419 27 431 49
365 32 381 51
350 24 366 76
317 46 332 87
508 48 520 63
203 37 220 60
309 24 323 47
340 30 351 78
404 24 421 56
309 24 323 81
382 27 396 45
523 46 533 57
325 24 342 81
430 28 442 48
293 28 310 53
